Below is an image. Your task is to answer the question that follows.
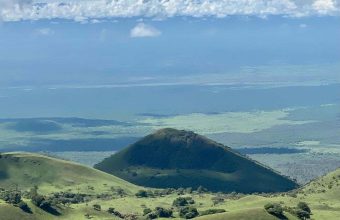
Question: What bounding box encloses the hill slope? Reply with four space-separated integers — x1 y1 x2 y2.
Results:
95 128 298 193
0 152 338 220
0 152 140 194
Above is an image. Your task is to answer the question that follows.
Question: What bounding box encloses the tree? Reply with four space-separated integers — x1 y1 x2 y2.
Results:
295 202 311 220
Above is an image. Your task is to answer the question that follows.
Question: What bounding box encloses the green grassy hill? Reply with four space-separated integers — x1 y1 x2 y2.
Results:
0 152 339 220
0 152 140 194
95 128 298 193
297 168 340 219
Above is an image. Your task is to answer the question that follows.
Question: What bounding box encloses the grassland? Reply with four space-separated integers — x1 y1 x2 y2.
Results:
0 152 339 220
0 152 140 195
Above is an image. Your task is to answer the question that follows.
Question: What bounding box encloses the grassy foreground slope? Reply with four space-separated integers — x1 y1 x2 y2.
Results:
95 128 298 193
0 152 140 194
0 152 339 219
298 168 340 219
199 168 340 220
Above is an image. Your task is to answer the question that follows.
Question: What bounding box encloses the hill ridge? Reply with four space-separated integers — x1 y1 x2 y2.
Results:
0 152 141 194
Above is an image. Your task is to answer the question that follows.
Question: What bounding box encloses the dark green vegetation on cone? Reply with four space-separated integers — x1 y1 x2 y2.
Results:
95 128 298 193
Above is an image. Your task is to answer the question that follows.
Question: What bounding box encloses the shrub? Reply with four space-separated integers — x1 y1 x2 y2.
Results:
297 202 311 214
108 207 124 218
179 207 199 219
200 209 226 216
172 197 195 207
144 207 173 219
108 207 115 214
0 190 22 204
146 212 157 219
154 207 173 218
211 196 224 206
116 188 126 197
264 203 284 218
143 208 152 215
31 194 45 207
135 190 148 198
93 204 101 211
295 209 311 220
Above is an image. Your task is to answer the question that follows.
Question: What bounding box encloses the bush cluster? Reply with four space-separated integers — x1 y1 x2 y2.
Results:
0 189 31 213
135 187 209 199
0 190 22 204
179 207 199 219
144 207 173 219
50 192 88 205
265 201 312 220
287 202 312 220
30 187 59 215
135 190 149 198
264 203 284 218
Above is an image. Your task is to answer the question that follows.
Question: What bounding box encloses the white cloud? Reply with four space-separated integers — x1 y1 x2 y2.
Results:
299 23 308 28
313 0 337 14
0 0 339 22
0 0 31 8
36 28 54 36
130 23 161 38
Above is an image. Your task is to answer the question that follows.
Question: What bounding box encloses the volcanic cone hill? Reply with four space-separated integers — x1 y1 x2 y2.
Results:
95 128 298 193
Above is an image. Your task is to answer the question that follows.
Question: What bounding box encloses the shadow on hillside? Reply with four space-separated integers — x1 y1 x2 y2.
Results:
0 155 9 181
0 171 8 180
42 206 61 216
